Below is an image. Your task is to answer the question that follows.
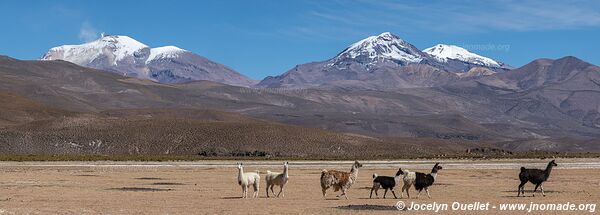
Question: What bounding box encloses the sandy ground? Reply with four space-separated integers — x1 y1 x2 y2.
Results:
0 159 599 214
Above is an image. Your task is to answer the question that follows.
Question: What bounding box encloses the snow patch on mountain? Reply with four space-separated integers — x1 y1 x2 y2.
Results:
423 44 501 67
334 32 423 64
146 46 188 63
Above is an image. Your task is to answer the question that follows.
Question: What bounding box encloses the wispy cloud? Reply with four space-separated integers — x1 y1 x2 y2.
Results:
292 0 600 36
78 21 100 42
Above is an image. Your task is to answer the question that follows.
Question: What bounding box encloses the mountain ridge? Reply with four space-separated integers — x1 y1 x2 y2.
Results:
257 32 509 88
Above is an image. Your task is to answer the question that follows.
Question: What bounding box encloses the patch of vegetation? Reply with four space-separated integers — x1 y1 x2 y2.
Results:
0 151 598 161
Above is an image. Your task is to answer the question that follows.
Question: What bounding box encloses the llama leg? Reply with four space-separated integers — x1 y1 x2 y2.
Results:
391 189 398 199
400 186 404 198
342 189 349 200
266 184 270 198
425 187 431 199
255 182 260 198
533 184 540 197
277 184 284 198
242 185 247 198
383 189 388 199
540 184 545 197
370 188 374 199
246 185 250 198
322 187 327 198
517 181 526 197
271 185 276 197
403 184 411 199
417 190 422 199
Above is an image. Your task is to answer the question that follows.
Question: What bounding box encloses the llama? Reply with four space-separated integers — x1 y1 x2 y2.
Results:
401 169 416 198
265 161 289 198
517 160 558 197
237 163 260 198
414 163 443 199
320 160 363 199
370 168 404 199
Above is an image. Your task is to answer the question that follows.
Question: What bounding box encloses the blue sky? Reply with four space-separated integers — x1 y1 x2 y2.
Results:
1 0 599 80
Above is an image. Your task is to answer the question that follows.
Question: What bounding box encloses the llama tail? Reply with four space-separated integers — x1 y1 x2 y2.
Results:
373 173 378 178
520 167 526 171
321 169 327 179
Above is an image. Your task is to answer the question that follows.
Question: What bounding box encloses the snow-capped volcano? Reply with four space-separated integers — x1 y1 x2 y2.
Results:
258 32 511 88
41 35 255 86
333 32 425 65
42 35 149 66
423 44 503 68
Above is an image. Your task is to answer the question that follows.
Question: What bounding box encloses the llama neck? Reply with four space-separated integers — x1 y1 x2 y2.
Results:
283 165 289 178
238 167 244 181
544 163 554 178
350 166 359 180
430 172 438 181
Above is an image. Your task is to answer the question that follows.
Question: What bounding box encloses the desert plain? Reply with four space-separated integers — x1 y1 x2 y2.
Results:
0 159 599 214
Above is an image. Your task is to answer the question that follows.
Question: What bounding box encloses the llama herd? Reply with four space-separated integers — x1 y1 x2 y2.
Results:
235 160 558 199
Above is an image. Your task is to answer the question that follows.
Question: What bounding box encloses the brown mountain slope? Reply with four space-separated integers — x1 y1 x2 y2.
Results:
0 91 68 127
1 56 599 152
0 56 500 141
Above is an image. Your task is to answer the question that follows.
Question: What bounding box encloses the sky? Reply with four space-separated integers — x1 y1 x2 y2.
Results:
1 0 599 80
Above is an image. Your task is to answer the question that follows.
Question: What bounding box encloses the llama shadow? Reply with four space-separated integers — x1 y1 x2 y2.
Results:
336 204 397 211
358 197 401 200
434 183 454 186
150 182 185 185
221 196 271 199
500 195 557 198
501 195 533 198
500 189 562 198
502 190 561 193
109 187 173 192
135 177 163 180
324 197 344 201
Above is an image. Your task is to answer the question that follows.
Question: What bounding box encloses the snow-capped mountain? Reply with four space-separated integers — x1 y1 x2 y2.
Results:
423 44 508 69
258 32 510 88
42 35 255 86
331 32 426 66
259 32 430 88
42 35 148 66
